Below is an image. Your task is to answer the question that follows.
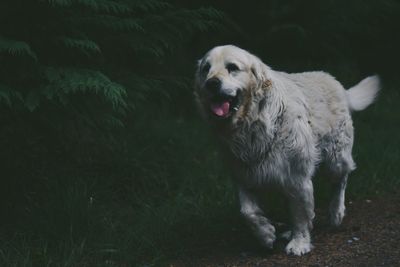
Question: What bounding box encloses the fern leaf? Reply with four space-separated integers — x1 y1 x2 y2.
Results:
43 67 127 109
0 85 12 106
46 0 73 7
127 0 172 12
91 0 131 14
0 84 22 107
46 0 132 14
102 114 124 128
69 16 144 32
0 37 37 60
59 37 101 54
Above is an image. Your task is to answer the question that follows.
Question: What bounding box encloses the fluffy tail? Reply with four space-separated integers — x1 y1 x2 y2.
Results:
346 75 381 111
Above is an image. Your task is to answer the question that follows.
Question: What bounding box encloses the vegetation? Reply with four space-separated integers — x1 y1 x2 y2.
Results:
0 0 399 266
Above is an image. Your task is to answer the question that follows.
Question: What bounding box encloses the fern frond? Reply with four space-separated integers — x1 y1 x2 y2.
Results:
126 39 168 58
69 16 144 32
46 0 73 7
127 0 172 12
170 8 226 33
43 67 127 109
125 75 185 102
121 7 226 58
80 0 132 14
46 0 132 14
102 114 124 128
0 37 37 60
59 37 101 54
0 84 22 107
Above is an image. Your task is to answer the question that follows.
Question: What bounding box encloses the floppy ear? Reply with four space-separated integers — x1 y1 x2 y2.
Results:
194 59 203 89
250 56 271 90
194 59 202 73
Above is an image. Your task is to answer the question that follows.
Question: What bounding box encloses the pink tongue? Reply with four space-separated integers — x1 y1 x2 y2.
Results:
211 101 230 117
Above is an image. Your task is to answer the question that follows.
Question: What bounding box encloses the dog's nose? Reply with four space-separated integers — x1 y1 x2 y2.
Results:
205 77 221 92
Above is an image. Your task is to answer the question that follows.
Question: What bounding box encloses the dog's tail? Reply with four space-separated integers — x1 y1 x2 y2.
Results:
346 75 381 112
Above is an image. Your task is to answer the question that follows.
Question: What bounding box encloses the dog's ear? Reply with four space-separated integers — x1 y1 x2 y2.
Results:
250 56 271 90
194 59 203 90
195 59 202 72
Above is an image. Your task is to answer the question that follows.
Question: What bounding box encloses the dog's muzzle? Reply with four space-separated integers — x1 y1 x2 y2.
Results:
204 78 241 118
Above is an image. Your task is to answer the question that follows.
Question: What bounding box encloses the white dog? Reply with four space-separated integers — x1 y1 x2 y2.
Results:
194 45 380 256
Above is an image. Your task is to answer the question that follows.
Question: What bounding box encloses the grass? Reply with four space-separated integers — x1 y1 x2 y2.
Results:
0 77 399 266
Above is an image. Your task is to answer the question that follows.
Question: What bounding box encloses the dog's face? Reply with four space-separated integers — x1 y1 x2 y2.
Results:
195 45 267 121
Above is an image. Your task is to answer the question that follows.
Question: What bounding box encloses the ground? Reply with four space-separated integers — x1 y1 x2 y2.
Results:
171 194 400 267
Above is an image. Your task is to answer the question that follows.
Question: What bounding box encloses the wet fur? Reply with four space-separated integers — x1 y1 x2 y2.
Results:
194 45 380 255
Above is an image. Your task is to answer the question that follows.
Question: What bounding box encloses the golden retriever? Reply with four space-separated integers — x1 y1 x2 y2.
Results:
194 45 380 255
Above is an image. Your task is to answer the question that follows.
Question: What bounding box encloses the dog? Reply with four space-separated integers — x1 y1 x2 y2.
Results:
194 45 380 255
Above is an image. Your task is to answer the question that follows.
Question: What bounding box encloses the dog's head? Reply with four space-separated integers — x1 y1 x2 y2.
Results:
194 45 271 121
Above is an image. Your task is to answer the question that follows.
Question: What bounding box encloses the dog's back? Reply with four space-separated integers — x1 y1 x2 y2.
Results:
277 71 379 140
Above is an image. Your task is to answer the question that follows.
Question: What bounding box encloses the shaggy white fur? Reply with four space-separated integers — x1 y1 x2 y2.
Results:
194 45 380 256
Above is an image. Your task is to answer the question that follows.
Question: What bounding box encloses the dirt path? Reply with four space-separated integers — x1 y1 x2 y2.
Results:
172 195 400 267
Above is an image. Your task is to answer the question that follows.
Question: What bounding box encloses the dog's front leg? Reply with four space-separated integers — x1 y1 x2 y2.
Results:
239 186 276 249
285 179 315 256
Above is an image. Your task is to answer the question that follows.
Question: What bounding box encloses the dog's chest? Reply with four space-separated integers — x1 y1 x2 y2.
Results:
226 120 290 186
229 120 275 163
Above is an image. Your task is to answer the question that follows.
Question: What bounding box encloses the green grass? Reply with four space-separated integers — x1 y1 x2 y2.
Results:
1 78 399 266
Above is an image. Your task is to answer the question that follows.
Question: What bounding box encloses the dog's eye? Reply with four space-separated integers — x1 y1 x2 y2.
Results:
202 63 210 74
226 63 239 73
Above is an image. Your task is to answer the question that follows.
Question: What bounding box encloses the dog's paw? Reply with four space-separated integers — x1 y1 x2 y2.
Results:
285 237 313 256
256 224 276 249
260 232 276 249
329 205 346 227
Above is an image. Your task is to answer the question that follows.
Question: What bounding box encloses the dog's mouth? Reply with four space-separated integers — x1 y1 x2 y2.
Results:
209 91 241 118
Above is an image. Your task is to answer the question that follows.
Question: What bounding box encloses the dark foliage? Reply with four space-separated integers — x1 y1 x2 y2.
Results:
0 0 399 265
0 0 227 161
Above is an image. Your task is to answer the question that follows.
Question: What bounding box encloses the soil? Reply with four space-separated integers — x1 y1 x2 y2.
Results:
171 195 400 267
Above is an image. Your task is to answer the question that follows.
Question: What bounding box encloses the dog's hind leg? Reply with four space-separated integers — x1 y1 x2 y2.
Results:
329 173 349 226
325 126 356 227
239 187 276 249
284 179 315 256
327 149 355 226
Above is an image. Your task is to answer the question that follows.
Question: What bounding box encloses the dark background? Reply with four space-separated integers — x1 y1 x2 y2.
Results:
0 0 399 265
